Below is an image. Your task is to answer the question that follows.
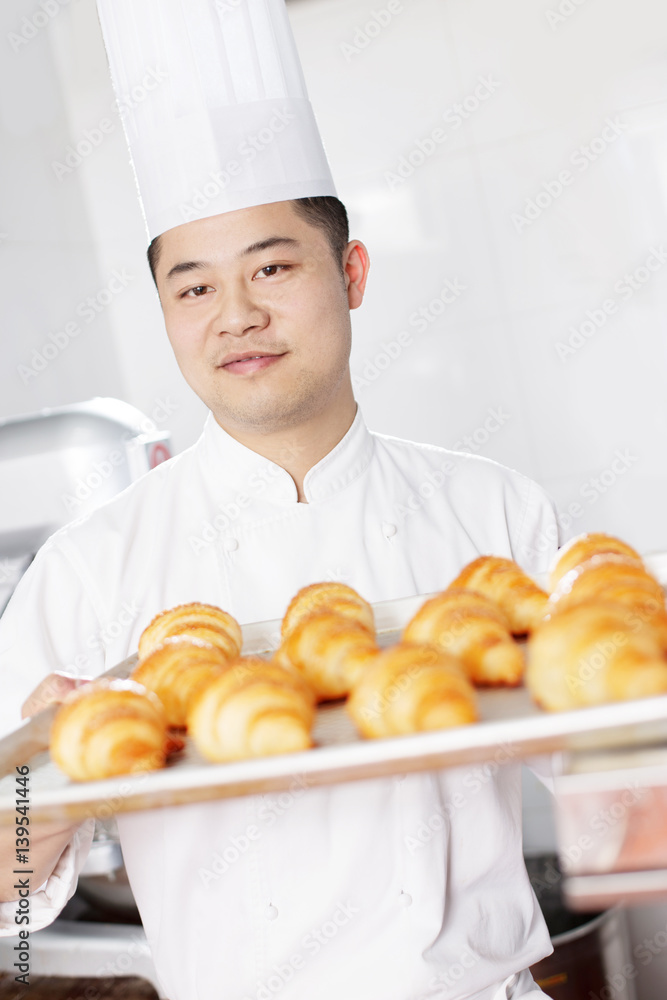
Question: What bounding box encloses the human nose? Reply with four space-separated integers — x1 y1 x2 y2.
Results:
213 282 268 338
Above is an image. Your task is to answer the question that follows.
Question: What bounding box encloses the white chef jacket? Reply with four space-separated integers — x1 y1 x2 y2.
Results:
0 407 558 1000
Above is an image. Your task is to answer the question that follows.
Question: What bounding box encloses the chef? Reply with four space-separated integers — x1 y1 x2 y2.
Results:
0 2 559 998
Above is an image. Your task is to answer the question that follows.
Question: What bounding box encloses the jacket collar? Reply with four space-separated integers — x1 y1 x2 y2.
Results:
197 406 375 505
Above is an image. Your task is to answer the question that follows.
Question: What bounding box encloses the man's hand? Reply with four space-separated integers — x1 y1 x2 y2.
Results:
0 819 87 903
21 672 90 719
0 673 94 903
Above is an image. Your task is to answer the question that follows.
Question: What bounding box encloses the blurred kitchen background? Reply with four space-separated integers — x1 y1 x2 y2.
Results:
1 0 667 996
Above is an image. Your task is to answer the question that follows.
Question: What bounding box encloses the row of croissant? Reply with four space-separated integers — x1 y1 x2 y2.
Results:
49 531 667 781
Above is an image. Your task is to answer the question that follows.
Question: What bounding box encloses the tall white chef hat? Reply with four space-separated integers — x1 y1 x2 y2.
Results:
95 0 337 242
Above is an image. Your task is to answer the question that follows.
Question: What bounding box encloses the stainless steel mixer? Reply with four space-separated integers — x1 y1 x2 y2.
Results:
0 397 172 994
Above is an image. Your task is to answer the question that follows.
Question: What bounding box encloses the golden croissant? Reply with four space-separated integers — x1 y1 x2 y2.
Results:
50 680 168 781
403 588 523 686
132 636 230 728
526 599 667 711
278 611 379 701
347 642 478 738
138 602 242 661
547 555 667 633
549 532 643 592
448 556 548 634
281 582 374 640
188 657 315 762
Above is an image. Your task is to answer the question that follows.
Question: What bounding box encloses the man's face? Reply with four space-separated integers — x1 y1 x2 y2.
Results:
155 200 365 436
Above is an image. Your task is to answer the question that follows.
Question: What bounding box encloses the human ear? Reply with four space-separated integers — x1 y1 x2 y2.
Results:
343 240 370 309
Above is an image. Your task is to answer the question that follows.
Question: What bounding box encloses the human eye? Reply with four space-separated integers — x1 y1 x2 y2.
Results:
254 264 291 279
181 285 212 299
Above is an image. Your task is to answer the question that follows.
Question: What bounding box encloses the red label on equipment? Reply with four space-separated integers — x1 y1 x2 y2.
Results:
149 442 172 468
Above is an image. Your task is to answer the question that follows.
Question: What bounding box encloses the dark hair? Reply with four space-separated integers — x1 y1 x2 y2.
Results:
146 195 349 286
290 195 349 276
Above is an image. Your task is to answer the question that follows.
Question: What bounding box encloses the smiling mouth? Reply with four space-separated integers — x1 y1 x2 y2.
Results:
219 353 286 374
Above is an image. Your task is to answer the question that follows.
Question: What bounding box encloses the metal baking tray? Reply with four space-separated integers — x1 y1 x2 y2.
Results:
2 583 667 825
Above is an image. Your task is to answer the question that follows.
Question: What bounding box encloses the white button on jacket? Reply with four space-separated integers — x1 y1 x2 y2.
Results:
0 409 559 1000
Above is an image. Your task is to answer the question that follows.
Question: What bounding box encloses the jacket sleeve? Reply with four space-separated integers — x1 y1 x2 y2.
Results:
509 477 563 580
0 820 96 935
0 537 107 935
0 537 107 739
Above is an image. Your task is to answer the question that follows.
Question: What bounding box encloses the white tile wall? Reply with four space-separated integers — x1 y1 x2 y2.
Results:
0 1 126 423
46 0 210 452
2 0 667 993
286 0 667 554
